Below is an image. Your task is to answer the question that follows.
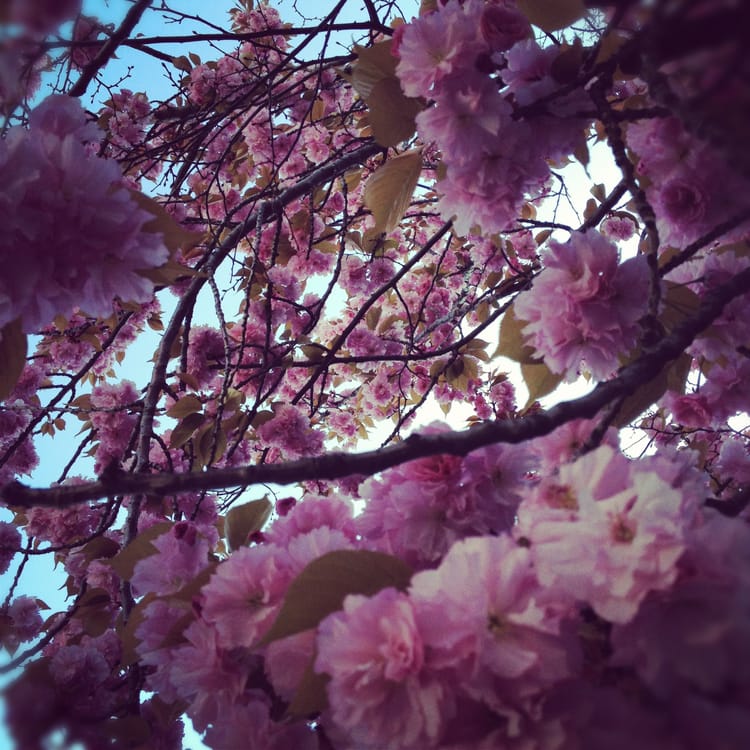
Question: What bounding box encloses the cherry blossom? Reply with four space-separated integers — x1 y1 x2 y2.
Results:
315 587 450 749
515 231 649 381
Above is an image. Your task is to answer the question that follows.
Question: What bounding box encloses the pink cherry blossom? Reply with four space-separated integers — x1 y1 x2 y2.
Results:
395 0 485 99
315 587 451 749
5 595 43 645
480 1 531 53
416 74 513 167
200 543 293 649
25 502 103 546
410 535 576 711
131 521 211 597
0 95 169 333
168 618 249 732
520 445 696 623
515 231 649 381
0 521 21 575
601 215 637 242
256 403 325 459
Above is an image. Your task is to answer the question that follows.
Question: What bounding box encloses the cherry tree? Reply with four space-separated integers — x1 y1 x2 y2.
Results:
1 0 750 747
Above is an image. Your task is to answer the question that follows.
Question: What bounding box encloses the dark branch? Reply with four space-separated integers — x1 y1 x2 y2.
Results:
5 265 750 509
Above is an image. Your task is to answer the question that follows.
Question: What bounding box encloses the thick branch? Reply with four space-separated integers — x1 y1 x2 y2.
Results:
5 265 750 509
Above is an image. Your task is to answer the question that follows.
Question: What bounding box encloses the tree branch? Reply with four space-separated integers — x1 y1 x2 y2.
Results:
68 0 154 98
5 265 750 509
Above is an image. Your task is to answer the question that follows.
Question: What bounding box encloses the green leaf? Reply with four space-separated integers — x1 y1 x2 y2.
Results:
612 352 692 427
128 190 201 254
169 412 206 449
366 77 422 148
258 550 413 646
0 318 27 401
351 40 397 99
364 149 423 235
521 362 563 407
72 587 113 637
104 522 173 581
660 281 701 332
287 657 330 718
494 305 539 364
517 0 585 32
166 394 203 419
194 422 227 469
225 498 272 551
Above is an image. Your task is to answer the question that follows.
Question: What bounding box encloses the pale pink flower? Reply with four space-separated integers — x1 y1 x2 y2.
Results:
0 95 169 333
356 451 469 567
265 494 357 546
186 325 225 389
6 595 43 643
701 358 750 423
515 231 649 381
601 215 637 241
264 629 317 701
522 445 694 623
664 392 713 428
626 116 689 176
480 2 531 52
256 403 324 458
315 587 450 749
170 618 248 732
25 503 102 546
90 379 140 474
416 74 512 166
410 535 576 710
715 437 750 486
131 521 211 597
531 417 619 473
200 543 293 649
285 526 354 574
395 0 485 99
501 39 557 105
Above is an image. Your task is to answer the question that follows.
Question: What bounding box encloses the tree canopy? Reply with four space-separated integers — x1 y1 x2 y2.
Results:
1 1 749 748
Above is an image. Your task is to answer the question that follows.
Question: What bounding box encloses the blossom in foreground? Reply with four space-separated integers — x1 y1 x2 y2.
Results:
0 95 169 334
315 587 450 749
519 445 697 623
515 231 649 381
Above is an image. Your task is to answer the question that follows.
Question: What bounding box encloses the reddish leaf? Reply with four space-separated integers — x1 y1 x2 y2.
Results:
225 498 272 551
0 318 27 401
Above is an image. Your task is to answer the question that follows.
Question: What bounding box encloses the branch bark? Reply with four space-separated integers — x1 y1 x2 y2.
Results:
5 265 750 509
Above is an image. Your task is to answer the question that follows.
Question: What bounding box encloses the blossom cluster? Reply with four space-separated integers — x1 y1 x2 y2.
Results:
395 0 588 235
41 436 741 750
515 230 649 381
2 1 750 749
0 95 169 335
